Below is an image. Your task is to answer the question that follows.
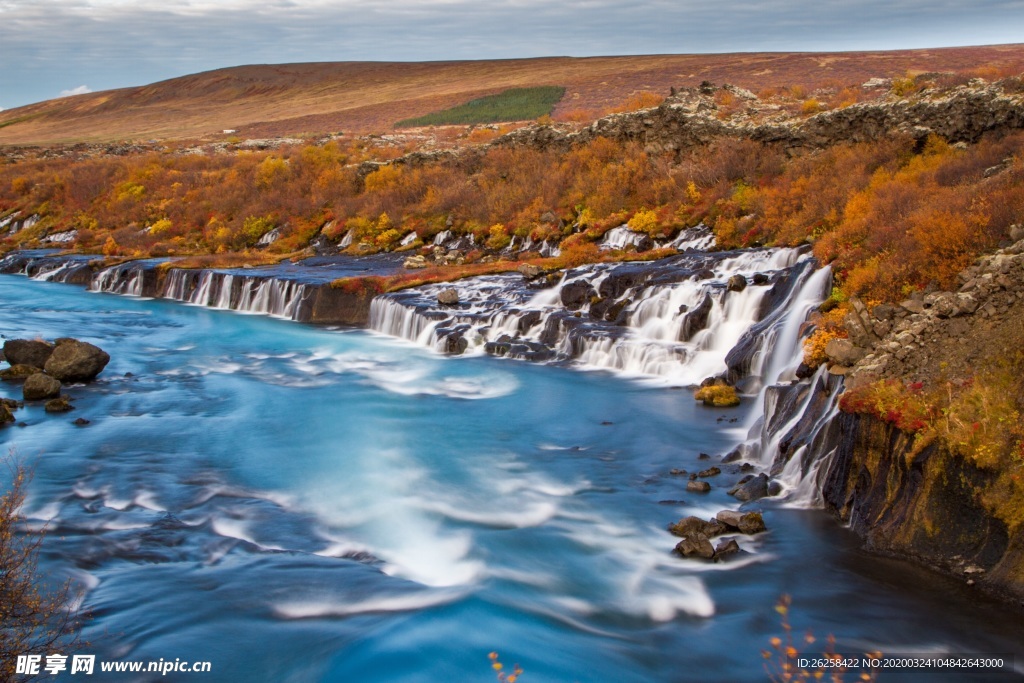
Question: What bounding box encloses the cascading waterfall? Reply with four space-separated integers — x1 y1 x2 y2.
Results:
368 245 824 386
90 263 146 296
161 268 312 320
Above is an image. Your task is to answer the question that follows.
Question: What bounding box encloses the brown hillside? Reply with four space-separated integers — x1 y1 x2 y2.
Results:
2 45 1024 145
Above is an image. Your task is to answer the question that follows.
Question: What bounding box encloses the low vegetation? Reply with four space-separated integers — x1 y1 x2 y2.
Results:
396 87 566 126
839 316 1024 531
0 455 85 680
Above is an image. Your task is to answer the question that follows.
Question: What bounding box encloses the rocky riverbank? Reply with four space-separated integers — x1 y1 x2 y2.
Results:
804 236 1024 604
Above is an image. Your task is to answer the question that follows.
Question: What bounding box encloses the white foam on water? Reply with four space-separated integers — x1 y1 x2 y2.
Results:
210 516 285 551
273 588 468 620
417 499 559 529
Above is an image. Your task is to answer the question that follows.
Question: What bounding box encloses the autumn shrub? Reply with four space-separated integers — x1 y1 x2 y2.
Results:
0 455 86 680
839 379 936 433
764 595 880 683
626 208 660 237
694 385 740 407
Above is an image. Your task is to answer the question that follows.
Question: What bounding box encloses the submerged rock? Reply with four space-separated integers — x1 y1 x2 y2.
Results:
45 396 74 413
23 372 61 401
44 339 110 382
0 364 43 380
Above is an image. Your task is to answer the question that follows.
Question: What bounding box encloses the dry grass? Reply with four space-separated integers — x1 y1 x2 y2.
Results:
2 45 1024 144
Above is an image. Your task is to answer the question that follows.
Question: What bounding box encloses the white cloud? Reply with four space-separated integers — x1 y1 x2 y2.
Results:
59 85 92 97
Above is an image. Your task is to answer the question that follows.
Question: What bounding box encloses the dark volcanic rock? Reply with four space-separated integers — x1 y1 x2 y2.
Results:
728 473 770 502
679 293 713 342
43 340 110 382
560 280 596 310
3 339 55 369
23 373 61 400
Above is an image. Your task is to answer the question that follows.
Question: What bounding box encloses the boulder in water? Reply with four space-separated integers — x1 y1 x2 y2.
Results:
727 274 748 292
669 515 726 539
44 339 110 382
686 480 711 493
674 533 716 559
714 538 743 560
0 402 14 425
3 339 55 369
716 509 767 534
23 372 61 400
437 288 460 306
728 473 770 502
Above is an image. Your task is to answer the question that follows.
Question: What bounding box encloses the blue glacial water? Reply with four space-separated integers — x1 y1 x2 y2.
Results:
2 274 1023 682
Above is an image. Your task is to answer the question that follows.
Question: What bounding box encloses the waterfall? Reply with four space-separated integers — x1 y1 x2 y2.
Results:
367 246 825 386
160 268 312 321
90 263 147 296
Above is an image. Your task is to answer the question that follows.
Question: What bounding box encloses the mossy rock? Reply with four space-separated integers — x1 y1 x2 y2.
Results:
0 364 43 381
694 385 740 407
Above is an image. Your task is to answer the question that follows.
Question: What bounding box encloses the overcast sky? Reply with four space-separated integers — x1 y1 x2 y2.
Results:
2 0 1023 110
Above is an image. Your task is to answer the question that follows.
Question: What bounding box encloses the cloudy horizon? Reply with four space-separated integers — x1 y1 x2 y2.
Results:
2 0 1023 110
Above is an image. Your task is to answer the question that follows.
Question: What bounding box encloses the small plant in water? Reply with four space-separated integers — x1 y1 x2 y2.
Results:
488 651 523 682
764 595 880 682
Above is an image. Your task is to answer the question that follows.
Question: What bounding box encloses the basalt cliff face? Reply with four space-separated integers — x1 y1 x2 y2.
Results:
818 411 1023 601
790 236 1024 604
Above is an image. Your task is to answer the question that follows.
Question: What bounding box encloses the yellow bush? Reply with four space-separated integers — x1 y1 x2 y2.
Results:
627 208 660 236
801 99 822 115
149 218 173 237
375 229 401 249
695 385 740 407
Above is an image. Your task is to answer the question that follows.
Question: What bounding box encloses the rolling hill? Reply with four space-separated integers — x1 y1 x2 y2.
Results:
1 45 1023 144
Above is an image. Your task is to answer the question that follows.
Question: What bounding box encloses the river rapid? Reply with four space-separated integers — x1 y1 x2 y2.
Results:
2 272 1024 682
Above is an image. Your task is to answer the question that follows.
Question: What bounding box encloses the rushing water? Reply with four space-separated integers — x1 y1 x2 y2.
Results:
2 275 1024 683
